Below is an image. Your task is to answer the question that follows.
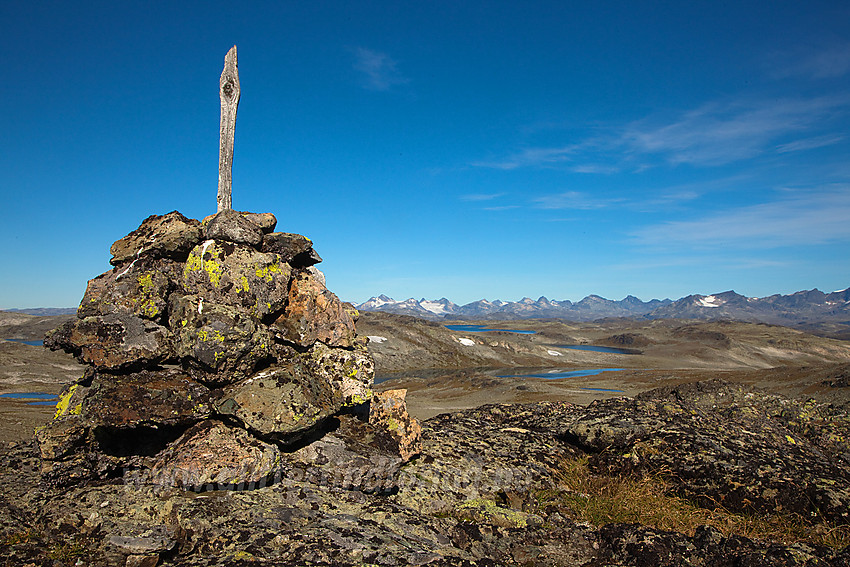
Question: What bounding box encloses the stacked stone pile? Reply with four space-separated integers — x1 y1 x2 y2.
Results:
39 210 419 489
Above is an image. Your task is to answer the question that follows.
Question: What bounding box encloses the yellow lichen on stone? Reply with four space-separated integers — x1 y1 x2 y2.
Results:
54 384 79 419
239 275 250 293
198 329 226 344
139 298 159 318
137 272 154 293
786 435 797 445
255 261 282 283
185 246 222 287
349 389 372 406
455 498 530 528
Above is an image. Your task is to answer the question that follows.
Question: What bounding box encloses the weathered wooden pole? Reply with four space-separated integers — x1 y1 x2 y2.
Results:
217 45 240 212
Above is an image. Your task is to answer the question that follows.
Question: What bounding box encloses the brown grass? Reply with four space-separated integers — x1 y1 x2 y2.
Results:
547 456 850 550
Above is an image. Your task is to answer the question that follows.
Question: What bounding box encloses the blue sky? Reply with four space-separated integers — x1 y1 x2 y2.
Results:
2 1 850 308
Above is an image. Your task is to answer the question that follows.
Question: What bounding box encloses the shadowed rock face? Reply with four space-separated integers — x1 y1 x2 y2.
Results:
38 210 414 487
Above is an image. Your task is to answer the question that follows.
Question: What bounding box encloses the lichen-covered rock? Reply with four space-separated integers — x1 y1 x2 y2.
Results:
71 368 212 428
7 392 850 565
369 389 422 462
45 313 172 370
202 210 277 234
289 413 405 493
241 212 277 233
203 208 263 246
273 269 355 348
168 295 273 384
35 412 89 463
261 232 322 267
181 240 291 319
300 342 374 407
78 257 182 322
109 211 203 266
562 379 850 524
214 363 341 443
36 369 212 485
147 420 281 490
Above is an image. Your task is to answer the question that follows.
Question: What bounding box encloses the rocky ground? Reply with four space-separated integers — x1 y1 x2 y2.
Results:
1 378 850 565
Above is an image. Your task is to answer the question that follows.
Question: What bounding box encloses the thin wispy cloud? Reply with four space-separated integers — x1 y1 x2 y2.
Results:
534 190 625 210
571 164 619 174
621 96 848 166
471 145 579 170
352 47 409 91
613 256 789 271
460 192 505 201
632 186 850 248
771 42 850 79
775 134 846 153
473 94 849 170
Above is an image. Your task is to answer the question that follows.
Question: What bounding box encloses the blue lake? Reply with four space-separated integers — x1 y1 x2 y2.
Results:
4 339 43 346
0 392 59 406
445 324 536 335
554 345 638 355
496 368 625 379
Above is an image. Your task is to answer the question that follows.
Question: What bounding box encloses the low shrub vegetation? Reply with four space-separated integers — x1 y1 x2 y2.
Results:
548 456 850 550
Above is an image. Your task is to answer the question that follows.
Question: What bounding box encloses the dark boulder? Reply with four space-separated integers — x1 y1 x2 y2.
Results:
168 295 273 384
203 208 263 247
44 313 172 370
78 257 182 323
70 368 212 428
146 420 282 490
261 232 322 267
214 362 341 444
109 211 203 266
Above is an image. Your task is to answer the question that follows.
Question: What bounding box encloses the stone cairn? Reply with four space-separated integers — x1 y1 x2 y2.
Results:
38 209 421 489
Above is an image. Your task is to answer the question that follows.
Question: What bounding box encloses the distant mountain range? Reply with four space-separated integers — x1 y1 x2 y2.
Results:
355 288 850 327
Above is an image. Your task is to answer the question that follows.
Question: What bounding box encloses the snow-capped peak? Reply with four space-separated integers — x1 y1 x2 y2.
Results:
697 295 723 308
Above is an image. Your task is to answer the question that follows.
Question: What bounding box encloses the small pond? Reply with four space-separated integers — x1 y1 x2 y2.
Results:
495 368 625 380
445 324 536 334
3 339 43 346
0 392 59 406
554 344 639 355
